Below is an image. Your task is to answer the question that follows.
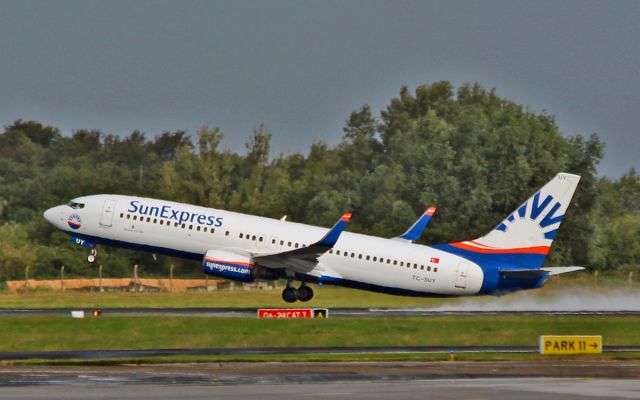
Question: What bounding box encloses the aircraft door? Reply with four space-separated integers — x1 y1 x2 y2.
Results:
99 199 116 227
455 261 469 289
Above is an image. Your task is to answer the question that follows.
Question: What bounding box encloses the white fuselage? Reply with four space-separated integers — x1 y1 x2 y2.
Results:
44 194 485 296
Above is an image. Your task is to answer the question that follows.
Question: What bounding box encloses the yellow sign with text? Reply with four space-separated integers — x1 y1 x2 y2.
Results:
539 335 602 354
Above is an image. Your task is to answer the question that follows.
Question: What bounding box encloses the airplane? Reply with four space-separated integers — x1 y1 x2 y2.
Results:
43 172 584 302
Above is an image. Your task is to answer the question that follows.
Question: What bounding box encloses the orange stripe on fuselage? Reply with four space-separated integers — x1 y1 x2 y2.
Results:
449 242 550 255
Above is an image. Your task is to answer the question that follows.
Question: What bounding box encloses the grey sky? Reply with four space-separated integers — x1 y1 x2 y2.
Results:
1 1 638 177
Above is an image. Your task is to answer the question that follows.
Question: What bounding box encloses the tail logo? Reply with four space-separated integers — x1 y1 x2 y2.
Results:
496 192 563 240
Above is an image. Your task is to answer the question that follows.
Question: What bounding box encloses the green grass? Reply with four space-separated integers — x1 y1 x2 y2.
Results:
2 271 637 309
0 285 462 308
1 315 638 352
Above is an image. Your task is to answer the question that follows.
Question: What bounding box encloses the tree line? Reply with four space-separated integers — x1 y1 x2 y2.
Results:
0 81 638 281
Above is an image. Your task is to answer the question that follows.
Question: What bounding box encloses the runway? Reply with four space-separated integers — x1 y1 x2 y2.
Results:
1 345 638 361
0 307 638 317
1 362 639 399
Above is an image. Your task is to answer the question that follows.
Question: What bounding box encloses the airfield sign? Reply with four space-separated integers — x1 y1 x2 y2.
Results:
539 335 602 354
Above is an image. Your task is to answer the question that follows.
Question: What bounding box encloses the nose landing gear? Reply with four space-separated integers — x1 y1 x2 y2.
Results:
87 248 97 263
281 281 314 303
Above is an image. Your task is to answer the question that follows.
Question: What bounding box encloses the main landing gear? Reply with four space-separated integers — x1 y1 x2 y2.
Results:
87 248 97 263
282 281 314 303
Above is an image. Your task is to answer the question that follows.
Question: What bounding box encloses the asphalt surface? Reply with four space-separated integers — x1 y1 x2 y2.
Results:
1 307 638 317
1 362 640 399
2 379 640 400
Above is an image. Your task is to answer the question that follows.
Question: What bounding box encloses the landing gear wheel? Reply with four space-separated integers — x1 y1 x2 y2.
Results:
282 287 298 303
88 248 97 263
297 285 314 302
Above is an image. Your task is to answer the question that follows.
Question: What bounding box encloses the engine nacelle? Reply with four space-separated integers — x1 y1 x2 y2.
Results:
202 250 255 282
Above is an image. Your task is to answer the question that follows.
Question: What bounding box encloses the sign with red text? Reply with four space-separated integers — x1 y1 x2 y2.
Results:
257 308 329 319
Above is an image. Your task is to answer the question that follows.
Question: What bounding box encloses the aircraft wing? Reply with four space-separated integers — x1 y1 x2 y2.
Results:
253 212 352 274
393 206 437 242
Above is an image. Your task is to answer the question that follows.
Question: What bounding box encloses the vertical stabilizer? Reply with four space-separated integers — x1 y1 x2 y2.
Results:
435 173 581 268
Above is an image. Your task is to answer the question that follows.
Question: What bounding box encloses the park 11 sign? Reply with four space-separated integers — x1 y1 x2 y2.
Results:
539 335 602 354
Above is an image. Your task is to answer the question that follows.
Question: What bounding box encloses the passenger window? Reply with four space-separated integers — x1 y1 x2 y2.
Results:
174 222 179 227
393 260 397 266
147 217 151 223
225 231 229 236
373 257 377 262
366 255 370 261
197 226 201 232
189 225 193 230
295 243 299 248
133 215 137 221
280 240 284 246
434 267 438 272
119 213 123 218
252 235 257 241
240 233 244 238
358 254 362 259
160 220 164 225
400 261 404 267
153 218 157 224
126 214 131 220
427 266 431 271
203 227 207 232
420 265 424 270
288 241 292 247
259 237 263 242
272 239 276 244
182 224 186 229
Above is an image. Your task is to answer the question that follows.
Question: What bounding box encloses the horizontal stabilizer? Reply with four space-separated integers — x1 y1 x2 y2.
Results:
499 266 585 279
542 266 585 276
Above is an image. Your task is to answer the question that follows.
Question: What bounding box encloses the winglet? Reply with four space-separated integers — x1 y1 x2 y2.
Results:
315 212 352 247
394 206 437 242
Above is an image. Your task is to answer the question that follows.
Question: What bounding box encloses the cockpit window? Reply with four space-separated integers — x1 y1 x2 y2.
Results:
66 201 85 209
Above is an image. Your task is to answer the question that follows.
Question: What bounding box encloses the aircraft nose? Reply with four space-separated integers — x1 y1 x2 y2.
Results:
43 206 61 225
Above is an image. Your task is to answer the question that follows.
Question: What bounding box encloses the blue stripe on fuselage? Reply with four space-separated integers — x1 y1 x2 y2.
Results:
431 243 546 269
66 231 204 261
